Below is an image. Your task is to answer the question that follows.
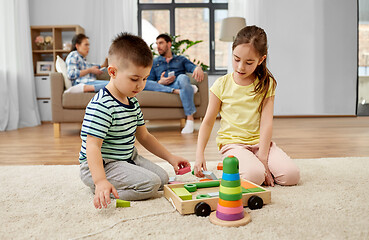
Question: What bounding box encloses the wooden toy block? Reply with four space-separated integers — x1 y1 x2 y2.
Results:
208 192 219 197
168 176 176 182
116 199 130 208
217 162 223 170
196 194 211 199
202 171 218 180
184 184 197 192
169 181 184 184
177 166 191 175
245 187 265 193
195 181 220 188
241 180 258 189
172 187 192 200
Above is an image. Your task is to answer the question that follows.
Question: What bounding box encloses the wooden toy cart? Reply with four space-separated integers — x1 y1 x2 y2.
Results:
164 179 271 217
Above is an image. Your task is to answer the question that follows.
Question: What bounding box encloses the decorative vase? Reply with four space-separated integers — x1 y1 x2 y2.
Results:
40 45 50 50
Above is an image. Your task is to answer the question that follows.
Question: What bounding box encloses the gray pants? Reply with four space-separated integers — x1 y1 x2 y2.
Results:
80 148 169 201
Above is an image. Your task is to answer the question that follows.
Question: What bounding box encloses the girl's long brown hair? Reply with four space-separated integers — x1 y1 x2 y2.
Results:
232 25 277 113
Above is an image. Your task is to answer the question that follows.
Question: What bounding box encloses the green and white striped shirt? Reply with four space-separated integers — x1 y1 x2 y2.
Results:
79 88 145 163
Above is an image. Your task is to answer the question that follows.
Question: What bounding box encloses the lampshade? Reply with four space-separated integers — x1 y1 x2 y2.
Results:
219 17 246 42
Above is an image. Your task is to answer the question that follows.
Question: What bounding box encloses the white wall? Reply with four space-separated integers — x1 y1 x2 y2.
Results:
30 0 358 115
229 0 357 115
29 0 138 64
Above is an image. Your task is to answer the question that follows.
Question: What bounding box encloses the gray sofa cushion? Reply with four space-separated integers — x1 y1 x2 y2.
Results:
62 90 201 109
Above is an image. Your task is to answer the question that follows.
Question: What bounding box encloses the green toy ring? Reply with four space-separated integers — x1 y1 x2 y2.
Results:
184 184 197 192
196 194 211 199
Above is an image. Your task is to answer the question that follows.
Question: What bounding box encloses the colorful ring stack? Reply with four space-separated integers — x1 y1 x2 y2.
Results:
216 155 244 221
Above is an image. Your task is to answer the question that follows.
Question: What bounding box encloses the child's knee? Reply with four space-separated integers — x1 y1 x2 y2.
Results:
158 172 169 190
240 167 265 185
144 175 162 193
274 167 300 186
117 175 162 200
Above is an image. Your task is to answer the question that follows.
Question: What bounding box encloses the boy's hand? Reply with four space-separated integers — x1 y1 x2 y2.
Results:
94 179 119 209
194 156 207 178
168 155 191 174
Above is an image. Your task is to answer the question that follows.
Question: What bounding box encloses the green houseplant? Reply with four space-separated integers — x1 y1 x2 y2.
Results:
150 34 209 71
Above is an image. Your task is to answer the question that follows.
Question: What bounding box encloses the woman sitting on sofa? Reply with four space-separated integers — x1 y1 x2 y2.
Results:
65 33 108 93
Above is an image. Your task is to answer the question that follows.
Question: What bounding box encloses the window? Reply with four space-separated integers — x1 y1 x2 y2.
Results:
358 0 369 115
359 0 369 75
138 0 228 74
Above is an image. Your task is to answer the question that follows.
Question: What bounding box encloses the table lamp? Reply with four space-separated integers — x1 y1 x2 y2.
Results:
219 17 246 42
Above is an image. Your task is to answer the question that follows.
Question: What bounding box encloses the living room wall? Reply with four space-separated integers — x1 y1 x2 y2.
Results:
29 0 137 64
30 0 357 116
230 0 357 116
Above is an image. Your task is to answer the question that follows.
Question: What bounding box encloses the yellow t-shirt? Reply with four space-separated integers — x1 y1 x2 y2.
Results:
210 73 275 149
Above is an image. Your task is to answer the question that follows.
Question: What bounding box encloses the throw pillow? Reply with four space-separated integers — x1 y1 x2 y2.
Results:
55 55 71 89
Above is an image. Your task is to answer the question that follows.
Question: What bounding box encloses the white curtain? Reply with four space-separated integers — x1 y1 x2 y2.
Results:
0 0 40 131
85 0 138 63
228 0 357 116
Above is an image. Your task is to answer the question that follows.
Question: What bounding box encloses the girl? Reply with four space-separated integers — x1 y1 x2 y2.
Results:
65 33 108 93
194 26 300 186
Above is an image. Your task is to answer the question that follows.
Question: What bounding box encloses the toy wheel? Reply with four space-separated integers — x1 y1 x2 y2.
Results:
248 195 263 210
195 202 211 217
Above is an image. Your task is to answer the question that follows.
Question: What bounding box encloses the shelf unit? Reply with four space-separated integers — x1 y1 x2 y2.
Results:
30 25 84 121
31 25 84 75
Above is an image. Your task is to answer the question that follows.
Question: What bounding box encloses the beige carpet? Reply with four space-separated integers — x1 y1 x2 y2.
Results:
1 158 369 240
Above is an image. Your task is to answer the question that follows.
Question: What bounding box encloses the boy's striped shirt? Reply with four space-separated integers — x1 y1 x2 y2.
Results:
79 88 145 163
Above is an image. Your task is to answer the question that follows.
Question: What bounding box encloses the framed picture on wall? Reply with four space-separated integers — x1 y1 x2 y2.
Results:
36 61 54 74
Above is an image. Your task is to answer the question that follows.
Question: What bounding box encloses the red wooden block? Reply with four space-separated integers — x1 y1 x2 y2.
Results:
177 166 191 175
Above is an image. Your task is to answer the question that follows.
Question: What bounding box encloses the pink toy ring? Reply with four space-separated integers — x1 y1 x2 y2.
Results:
216 204 244 215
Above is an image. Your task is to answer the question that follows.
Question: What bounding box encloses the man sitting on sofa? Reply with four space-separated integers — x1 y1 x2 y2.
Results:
144 34 204 134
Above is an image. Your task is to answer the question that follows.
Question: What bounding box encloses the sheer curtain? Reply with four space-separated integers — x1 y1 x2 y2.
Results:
85 0 138 63
228 0 357 116
0 0 40 131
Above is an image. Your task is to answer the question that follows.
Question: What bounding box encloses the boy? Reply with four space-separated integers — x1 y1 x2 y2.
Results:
79 33 191 209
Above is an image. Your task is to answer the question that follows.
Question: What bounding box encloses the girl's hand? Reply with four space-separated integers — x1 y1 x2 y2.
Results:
264 168 275 187
168 155 191 174
256 152 275 187
94 179 119 209
90 66 103 75
194 156 207 178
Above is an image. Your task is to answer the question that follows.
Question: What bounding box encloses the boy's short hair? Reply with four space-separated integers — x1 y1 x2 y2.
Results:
156 33 172 43
108 32 153 69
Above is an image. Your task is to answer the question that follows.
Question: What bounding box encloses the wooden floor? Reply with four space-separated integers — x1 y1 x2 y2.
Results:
1 117 369 165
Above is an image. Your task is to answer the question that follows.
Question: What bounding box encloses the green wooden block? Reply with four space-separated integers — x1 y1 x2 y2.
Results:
172 187 192 200
116 199 130 208
246 187 265 193
242 187 250 193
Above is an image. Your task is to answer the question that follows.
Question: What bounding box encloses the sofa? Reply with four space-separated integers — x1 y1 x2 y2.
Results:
50 72 209 137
